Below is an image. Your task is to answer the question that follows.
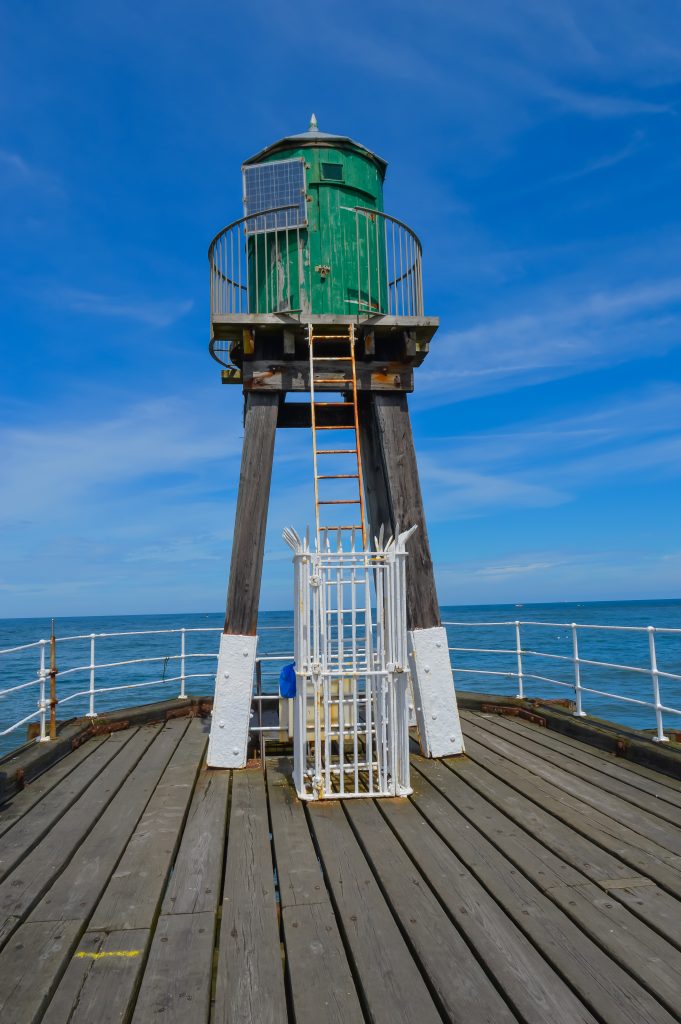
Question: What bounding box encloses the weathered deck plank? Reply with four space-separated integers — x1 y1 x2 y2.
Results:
37 719 204 1023
0 721 187 1024
308 799 444 1024
0 735 109 841
130 912 214 1024
161 766 229 916
214 767 287 1024
0 725 157 951
2 709 681 1024
435 738 681 945
40 927 149 1024
409 757 678 1024
267 760 364 1024
0 731 135 883
481 713 681 807
349 795 594 1024
461 718 681 889
88 717 207 932
464 711 681 826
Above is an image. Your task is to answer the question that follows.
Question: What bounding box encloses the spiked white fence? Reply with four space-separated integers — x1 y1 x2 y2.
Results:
283 525 415 800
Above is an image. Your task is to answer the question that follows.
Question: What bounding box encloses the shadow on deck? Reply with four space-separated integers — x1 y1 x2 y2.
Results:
0 710 681 1022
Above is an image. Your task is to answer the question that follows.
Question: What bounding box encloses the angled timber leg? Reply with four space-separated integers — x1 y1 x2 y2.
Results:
359 392 464 757
208 392 279 768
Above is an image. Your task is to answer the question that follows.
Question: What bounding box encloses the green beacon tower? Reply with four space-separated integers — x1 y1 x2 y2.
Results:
207 116 463 771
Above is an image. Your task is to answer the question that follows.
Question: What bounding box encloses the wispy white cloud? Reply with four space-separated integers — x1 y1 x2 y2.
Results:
416 276 681 405
46 287 193 328
549 131 645 183
0 148 64 199
0 396 237 524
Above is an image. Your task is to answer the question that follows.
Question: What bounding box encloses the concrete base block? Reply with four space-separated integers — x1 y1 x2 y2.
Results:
409 625 465 758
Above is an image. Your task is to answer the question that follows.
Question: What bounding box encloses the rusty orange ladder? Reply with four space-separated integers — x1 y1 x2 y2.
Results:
308 323 367 549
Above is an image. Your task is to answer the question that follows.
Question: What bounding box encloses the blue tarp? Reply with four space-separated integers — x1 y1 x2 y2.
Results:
279 662 297 698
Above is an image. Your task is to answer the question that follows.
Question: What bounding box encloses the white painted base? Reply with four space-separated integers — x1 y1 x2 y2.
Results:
409 626 465 758
207 633 258 768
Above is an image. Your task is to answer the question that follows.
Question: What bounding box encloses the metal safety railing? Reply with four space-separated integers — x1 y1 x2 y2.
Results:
3 617 680 754
209 204 307 317
208 204 424 322
353 207 423 317
442 619 681 743
0 626 294 752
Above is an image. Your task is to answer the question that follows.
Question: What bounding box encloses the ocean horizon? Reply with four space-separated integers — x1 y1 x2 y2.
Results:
1 597 680 757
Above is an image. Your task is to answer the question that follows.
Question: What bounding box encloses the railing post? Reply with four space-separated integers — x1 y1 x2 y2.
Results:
179 628 187 699
648 626 668 743
515 621 524 698
572 623 586 717
38 640 48 742
256 658 263 763
48 620 58 741
89 634 96 717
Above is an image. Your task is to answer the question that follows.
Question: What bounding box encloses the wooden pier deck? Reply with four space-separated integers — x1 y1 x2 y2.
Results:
1 710 680 1023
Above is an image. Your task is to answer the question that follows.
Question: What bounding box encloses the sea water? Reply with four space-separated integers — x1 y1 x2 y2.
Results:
0 599 679 758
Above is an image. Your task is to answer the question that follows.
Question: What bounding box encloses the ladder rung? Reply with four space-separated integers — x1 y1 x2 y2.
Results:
313 378 350 384
320 525 363 531
314 402 350 407
318 499 361 505
317 474 359 479
312 356 352 362
311 334 353 340
316 425 355 431
318 449 357 454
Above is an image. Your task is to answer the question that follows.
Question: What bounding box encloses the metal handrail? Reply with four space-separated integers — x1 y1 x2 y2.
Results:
208 204 304 318
442 619 681 742
2 619 680 749
208 202 425 322
352 207 423 317
0 625 296 746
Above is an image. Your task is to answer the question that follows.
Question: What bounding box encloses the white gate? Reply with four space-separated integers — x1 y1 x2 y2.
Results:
283 525 415 800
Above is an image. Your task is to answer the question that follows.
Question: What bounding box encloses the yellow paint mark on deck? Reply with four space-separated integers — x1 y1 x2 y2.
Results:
74 949 141 960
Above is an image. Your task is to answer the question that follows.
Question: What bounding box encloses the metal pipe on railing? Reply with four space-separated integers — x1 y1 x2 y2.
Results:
256 658 263 761
572 623 585 717
38 640 47 742
48 621 58 741
179 628 187 700
515 621 524 699
648 627 668 743
89 634 96 717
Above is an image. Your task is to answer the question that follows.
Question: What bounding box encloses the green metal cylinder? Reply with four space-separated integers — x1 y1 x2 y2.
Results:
243 121 388 316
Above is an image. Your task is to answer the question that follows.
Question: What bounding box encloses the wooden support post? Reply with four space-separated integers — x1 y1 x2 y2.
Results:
359 393 440 631
361 393 464 757
283 328 296 357
224 393 279 636
357 394 392 550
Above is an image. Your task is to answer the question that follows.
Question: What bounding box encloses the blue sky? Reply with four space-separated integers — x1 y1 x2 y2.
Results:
1 1 681 616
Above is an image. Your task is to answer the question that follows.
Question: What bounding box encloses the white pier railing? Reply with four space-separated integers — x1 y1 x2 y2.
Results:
1 617 680 753
443 619 681 743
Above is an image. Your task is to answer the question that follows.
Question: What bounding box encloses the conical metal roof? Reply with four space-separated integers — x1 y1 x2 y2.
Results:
243 114 387 177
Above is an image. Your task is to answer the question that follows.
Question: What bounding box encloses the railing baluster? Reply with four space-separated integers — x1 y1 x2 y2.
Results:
648 626 668 742
515 621 524 698
572 623 586 716
179 628 186 700
38 640 47 742
89 633 96 717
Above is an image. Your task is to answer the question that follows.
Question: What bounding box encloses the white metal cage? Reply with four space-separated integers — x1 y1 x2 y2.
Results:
283 525 415 801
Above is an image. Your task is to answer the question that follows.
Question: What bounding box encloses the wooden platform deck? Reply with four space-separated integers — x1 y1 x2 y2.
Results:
1 710 680 1023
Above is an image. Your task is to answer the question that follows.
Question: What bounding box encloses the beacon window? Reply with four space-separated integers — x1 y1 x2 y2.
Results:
242 158 307 233
321 162 344 181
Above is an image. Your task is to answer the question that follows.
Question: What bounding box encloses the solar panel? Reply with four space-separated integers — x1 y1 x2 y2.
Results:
242 158 307 233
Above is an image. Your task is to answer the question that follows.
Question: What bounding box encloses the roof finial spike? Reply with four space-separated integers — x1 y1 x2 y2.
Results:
308 112 319 132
